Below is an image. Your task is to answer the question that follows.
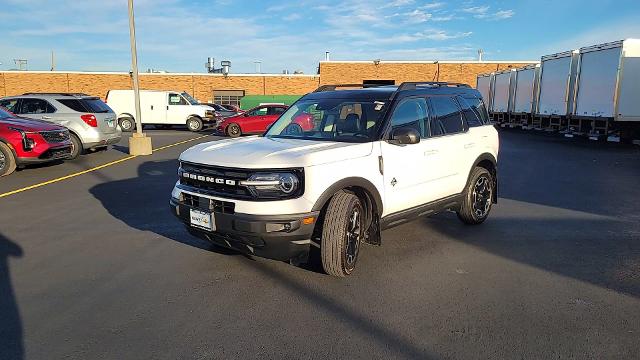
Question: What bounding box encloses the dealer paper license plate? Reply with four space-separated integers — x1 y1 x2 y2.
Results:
189 209 215 231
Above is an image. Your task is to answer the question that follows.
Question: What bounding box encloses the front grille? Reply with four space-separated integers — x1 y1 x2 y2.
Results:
40 130 70 143
182 193 235 214
180 162 253 199
40 146 71 159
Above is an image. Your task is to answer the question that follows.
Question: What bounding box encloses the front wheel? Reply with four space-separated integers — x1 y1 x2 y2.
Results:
320 191 364 277
0 142 17 177
457 167 494 225
187 117 204 132
226 123 242 138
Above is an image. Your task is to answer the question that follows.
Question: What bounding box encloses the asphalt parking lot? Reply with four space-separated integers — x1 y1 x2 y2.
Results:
1 129 639 359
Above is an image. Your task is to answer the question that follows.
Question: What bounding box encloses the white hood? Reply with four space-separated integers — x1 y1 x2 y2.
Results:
179 136 373 168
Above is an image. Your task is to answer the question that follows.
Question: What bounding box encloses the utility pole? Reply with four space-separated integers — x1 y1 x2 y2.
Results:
51 51 55 71
127 0 152 155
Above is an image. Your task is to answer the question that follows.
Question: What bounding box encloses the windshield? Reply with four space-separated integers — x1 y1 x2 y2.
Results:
181 92 199 105
264 98 388 142
0 107 14 118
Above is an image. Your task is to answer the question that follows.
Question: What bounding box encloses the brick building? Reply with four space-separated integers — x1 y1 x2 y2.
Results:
0 60 536 109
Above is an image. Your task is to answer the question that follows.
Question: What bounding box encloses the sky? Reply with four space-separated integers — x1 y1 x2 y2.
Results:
1 0 640 74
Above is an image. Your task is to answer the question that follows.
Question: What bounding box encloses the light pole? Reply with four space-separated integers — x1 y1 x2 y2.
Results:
127 0 152 155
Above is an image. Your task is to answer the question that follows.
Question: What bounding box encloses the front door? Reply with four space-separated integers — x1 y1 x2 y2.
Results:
166 93 190 124
380 96 444 215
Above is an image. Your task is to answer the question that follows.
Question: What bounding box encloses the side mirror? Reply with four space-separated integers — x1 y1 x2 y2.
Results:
391 127 420 145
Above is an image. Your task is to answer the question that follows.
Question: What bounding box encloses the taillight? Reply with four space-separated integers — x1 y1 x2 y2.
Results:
81 114 98 127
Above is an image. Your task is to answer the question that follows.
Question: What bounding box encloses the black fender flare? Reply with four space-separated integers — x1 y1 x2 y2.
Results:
468 152 498 203
311 177 383 216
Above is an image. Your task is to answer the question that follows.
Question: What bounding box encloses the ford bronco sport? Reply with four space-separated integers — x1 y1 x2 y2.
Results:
170 82 499 277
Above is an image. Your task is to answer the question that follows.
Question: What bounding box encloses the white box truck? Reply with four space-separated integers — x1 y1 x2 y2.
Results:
534 50 579 131
570 39 640 140
476 73 495 113
490 69 515 125
512 64 541 129
106 90 218 132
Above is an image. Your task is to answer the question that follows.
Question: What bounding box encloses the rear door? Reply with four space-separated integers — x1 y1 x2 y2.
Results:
426 95 471 198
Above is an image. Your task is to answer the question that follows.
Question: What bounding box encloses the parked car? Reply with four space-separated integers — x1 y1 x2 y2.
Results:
170 82 499 277
202 103 240 118
106 90 218 132
0 106 72 176
0 93 121 159
216 104 290 137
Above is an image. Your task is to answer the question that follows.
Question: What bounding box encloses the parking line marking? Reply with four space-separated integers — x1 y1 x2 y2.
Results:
0 135 210 199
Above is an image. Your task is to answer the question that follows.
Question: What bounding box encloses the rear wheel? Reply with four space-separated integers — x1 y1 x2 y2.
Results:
320 191 364 277
457 167 494 225
68 133 83 160
119 117 135 132
187 117 204 132
0 142 17 177
226 123 242 138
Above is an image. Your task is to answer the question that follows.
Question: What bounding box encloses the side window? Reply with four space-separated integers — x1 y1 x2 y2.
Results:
0 99 19 113
457 97 483 127
389 97 429 138
248 107 268 116
268 107 286 115
168 94 188 105
462 97 490 125
57 99 88 112
20 98 56 114
429 96 465 136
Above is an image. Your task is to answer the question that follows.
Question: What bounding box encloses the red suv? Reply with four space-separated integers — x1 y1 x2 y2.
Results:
217 104 290 137
0 107 73 176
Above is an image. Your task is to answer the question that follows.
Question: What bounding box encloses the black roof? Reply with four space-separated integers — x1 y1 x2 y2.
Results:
303 82 481 101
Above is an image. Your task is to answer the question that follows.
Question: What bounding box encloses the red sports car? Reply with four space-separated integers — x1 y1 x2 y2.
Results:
0 107 73 176
217 104 290 137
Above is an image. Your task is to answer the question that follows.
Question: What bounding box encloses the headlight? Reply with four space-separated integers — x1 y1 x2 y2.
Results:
8 127 36 151
240 172 300 199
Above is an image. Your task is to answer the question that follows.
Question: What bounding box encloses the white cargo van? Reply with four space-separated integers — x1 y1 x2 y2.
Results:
105 90 218 132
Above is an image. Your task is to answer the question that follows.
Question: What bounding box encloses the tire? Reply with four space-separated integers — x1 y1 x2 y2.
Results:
187 117 204 132
0 142 17 177
68 133 84 160
226 123 242 138
320 191 365 277
457 167 494 225
119 117 135 132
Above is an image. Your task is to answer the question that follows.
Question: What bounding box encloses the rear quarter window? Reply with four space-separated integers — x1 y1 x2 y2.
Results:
57 99 88 112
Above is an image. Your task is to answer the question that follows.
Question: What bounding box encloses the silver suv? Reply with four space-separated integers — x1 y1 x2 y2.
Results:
0 93 122 159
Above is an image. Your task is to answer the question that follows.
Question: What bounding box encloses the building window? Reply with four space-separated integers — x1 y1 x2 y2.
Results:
213 90 245 107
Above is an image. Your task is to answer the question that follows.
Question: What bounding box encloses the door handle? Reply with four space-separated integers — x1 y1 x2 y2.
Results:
42 116 52 119
424 150 438 156
151 105 154 110
464 142 476 149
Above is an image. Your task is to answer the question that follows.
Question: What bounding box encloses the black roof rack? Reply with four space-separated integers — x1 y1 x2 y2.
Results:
396 82 471 91
313 81 471 94
22 92 91 97
313 84 379 92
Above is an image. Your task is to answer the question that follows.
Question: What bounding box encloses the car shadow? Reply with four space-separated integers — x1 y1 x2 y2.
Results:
0 233 24 360
88 159 245 257
89 160 437 359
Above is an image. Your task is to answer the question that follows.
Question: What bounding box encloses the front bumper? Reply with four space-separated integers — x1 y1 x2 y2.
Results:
170 197 319 261
17 144 72 164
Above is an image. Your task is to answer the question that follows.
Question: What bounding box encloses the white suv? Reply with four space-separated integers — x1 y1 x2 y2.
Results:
170 82 499 277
